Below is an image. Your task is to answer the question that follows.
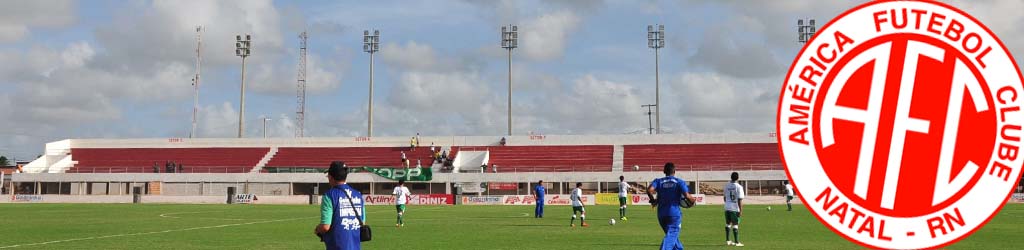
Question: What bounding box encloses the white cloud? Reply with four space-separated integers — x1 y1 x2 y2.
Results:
519 74 647 134
199 102 240 138
0 0 76 43
664 71 779 133
520 11 581 61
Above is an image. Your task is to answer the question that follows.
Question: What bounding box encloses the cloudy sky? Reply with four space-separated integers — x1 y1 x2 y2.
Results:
1 0 1022 160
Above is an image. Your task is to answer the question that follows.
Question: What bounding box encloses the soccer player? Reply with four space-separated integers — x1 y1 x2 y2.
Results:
534 180 546 218
648 162 695 250
393 179 412 228
569 182 588 227
725 172 745 247
315 161 364 250
784 180 794 211
618 175 630 221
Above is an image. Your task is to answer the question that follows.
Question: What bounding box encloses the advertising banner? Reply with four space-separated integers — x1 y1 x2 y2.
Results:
461 196 504 205
488 182 519 190
502 195 536 205
499 195 594 205
360 166 432 181
630 194 705 205
234 194 258 204
595 193 625 205
11 194 42 202
362 194 453 205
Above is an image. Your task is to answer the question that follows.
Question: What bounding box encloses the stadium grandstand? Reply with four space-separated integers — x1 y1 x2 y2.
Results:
4 133 791 204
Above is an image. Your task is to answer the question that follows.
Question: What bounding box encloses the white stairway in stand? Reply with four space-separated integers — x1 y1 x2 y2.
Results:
250 147 278 173
611 145 624 172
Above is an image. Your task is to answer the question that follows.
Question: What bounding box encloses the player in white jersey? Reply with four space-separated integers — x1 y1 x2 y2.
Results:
569 182 588 227
617 175 630 221
724 172 745 247
784 181 794 211
393 179 412 228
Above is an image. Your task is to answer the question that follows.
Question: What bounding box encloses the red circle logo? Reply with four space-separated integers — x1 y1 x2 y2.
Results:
777 1 1024 249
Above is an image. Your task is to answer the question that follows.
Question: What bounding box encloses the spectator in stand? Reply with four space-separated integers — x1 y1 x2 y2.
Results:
401 151 408 167
165 161 174 173
499 137 506 146
433 150 442 163
410 137 417 151
153 162 160 173
178 164 185 173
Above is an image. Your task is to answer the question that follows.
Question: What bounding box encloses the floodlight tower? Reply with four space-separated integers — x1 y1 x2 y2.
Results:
191 26 203 138
235 34 252 138
797 19 817 44
296 31 308 138
647 24 664 134
364 29 380 137
501 24 518 136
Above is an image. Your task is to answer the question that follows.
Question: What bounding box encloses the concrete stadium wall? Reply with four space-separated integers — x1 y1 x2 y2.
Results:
0 195 312 204
12 171 786 184
59 133 775 149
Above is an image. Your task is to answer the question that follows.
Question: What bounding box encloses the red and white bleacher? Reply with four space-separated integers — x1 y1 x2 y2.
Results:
623 143 781 171
68 147 269 173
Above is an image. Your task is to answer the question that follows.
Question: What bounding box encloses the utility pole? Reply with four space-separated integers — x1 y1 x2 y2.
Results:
191 26 202 138
235 34 252 138
364 30 380 137
642 104 656 135
647 24 664 134
501 24 518 136
296 31 308 138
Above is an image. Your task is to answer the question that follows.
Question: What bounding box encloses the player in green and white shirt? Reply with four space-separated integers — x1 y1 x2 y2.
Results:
569 182 588 227
393 179 412 228
618 175 630 221
785 181 794 211
724 172 745 247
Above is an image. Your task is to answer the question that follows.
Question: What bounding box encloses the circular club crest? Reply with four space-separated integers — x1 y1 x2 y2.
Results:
777 0 1024 249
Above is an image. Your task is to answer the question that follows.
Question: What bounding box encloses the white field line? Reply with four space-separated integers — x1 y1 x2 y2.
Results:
158 212 253 221
0 206 452 248
0 216 314 249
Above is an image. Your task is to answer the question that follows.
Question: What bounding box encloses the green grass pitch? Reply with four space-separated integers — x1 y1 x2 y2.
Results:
1 203 1021 249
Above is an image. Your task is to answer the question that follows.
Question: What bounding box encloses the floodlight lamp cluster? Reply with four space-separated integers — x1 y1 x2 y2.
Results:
235 34 251 57
647 24 665 49
501 24 518 49
363 30 380 53
797 19 817 44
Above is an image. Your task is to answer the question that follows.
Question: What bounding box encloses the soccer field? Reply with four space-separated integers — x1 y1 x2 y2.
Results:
1 203 1022 249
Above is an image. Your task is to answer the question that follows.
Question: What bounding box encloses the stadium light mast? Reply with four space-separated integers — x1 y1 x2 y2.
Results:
296 31 308 138
642 104 656 135
364 29 380 137
501 24 518 136
648 24 664 134
797 19 817 44
262 117 272 138
191 26 203 139
235 34 252 138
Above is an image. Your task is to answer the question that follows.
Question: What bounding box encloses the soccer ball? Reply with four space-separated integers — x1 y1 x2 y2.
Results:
608 218 617 225
767 206 772 211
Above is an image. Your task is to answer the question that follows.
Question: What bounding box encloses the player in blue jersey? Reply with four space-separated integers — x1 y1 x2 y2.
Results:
315 161 365 250
647 162 696 250
534 180 546 218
